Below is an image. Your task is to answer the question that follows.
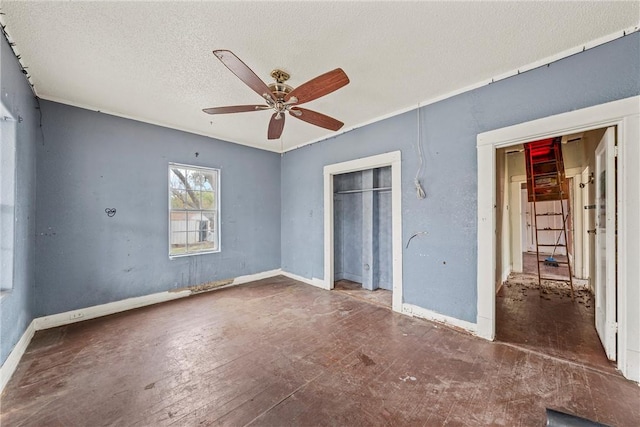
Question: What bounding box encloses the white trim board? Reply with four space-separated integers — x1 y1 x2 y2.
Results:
280 270 326 289
284 26 640 154
476 95 640 382
35 268 282 330
323 151 403 313
34 289 192 331
0 320 35 393
0 268 282 393
402 304 477 334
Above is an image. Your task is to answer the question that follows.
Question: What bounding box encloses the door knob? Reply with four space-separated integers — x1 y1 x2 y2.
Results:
587 229 596 235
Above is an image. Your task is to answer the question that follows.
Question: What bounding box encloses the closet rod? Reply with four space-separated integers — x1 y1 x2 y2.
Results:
334 187 392 195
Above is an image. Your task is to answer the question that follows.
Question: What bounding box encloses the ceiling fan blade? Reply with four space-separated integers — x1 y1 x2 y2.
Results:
268 112 285 140
213 50 274 102
289 107 344 131
285 68 349 104
202 105 268 114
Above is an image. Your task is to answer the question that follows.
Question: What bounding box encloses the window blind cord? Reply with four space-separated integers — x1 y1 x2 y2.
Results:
414 107 426 199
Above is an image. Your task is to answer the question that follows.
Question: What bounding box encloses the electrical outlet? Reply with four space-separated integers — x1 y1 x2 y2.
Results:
69 312 84 320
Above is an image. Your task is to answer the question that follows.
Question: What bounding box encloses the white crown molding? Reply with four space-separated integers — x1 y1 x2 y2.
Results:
283 25 640 154
25 25 640 156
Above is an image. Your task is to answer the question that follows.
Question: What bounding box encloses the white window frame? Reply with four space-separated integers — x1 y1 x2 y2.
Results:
168 162 220 258
1 102 17 292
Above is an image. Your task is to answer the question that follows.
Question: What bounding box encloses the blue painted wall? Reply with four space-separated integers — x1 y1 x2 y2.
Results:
35 102 281 316
1 30 638 367
334 171 363 283
0 37 38 364
281 33 640 323
333 168 392 289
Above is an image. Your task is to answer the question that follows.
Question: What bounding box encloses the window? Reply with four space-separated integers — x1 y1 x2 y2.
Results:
1 102 16 291
169 163 220 257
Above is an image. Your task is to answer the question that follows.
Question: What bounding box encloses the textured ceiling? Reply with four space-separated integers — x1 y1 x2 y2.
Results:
1 1 638 152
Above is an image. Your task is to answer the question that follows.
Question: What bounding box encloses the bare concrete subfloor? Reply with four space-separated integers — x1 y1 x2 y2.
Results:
2 276 638 426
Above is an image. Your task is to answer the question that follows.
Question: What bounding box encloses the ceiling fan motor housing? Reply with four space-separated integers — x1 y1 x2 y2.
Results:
268 82 293 100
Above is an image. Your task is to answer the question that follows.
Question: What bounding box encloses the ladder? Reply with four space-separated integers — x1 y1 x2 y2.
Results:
524 137 575 300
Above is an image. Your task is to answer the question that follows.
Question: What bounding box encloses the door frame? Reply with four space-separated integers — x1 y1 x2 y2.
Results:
324 151 403 312
476 96 640 382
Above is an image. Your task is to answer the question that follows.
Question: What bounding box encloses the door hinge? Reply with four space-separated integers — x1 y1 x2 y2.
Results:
614 146 619 157
614 322 618 333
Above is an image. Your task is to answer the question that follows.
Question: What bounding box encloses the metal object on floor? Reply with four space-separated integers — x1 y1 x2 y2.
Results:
546 408 609 427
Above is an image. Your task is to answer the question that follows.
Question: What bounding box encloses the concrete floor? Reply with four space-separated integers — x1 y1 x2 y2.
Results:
2 276 638 426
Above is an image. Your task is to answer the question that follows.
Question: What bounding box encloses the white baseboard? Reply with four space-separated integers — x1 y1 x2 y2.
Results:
281 270 328 289
0 268 282 393
501 267 511 284
402 303 477 334
0 320 36 394
232 269 281 285
34 289 192 331
34 268 282 331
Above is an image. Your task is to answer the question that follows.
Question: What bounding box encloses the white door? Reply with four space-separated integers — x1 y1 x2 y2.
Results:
594 127 616 361
581 168 591 280
521 188 536 252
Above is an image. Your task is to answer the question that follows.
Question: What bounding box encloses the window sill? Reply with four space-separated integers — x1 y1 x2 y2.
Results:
169 249 220 259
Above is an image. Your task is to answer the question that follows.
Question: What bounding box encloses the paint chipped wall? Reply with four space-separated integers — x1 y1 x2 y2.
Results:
280 33 640 323
0 36 38 365
34 102 281 317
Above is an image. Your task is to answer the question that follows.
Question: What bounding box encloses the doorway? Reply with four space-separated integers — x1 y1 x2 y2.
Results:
332 167 393 308
476 96 640 382
494 128 615 372
323 151 403 313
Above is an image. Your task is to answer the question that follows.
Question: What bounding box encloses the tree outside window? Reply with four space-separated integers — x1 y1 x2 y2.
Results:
169 164 219 257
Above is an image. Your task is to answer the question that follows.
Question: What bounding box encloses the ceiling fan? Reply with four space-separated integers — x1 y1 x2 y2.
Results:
203 50 349 140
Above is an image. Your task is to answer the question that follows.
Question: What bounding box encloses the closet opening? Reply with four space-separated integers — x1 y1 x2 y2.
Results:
323 151 402 312
332 167 393 308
